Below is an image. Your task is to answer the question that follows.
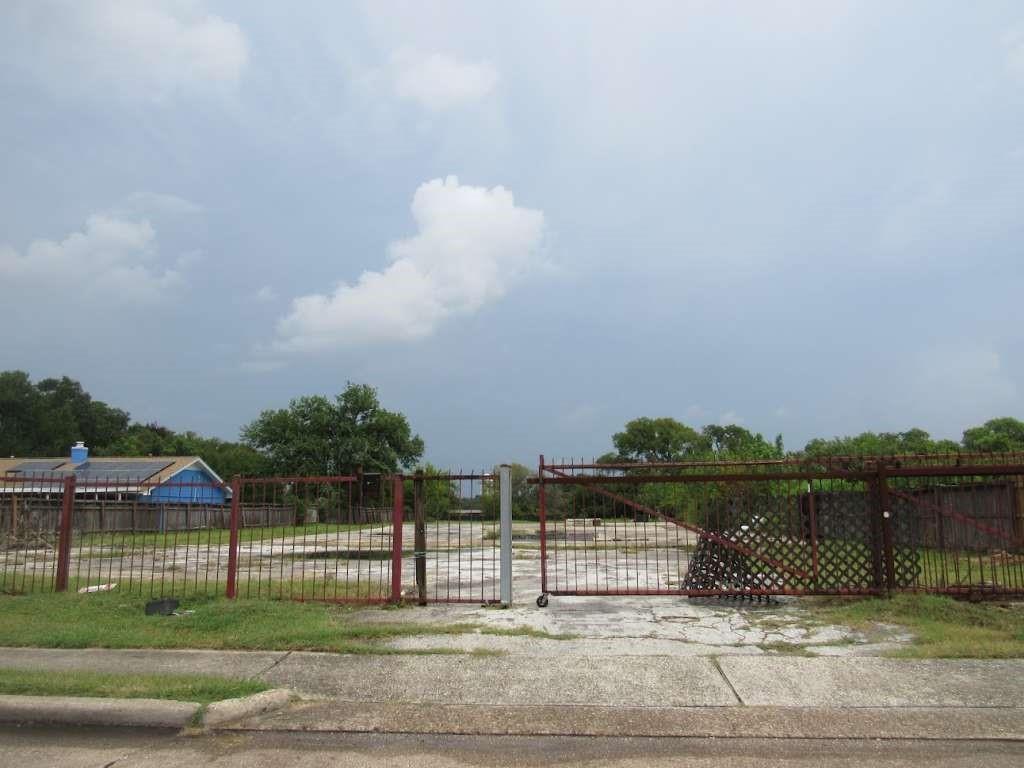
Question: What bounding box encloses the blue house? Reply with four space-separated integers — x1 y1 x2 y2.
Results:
0 442 229 504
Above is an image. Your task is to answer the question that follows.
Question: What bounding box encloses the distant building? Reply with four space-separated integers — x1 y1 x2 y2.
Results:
0 442 228 504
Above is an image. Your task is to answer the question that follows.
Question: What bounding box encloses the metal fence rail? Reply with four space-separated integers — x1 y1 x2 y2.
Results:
1 470 510 605
533 454 1024 602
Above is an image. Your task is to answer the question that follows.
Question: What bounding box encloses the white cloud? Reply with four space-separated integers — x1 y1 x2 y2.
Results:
8 0 248 101
0 214 185 304
274 176 544 351
392 51 498 110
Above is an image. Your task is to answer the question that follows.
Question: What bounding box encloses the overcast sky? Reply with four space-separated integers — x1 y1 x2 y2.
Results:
1 1 1022 468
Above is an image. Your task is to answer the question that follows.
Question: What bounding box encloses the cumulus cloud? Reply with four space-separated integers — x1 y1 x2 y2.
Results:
6 0 248 100
0 214 185 305
392 51 498 110
274 176 544 351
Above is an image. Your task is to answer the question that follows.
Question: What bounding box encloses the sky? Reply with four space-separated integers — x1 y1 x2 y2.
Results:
1 1 1022 469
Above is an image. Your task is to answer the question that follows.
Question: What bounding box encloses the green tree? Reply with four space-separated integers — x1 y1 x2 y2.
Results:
480 462 536 519
802 429 958 457
0 371 130 456
102 423 271 478
34 376 130 454
612 417 706 462
962 418 1024 452
0 371 42 456
241 383 424 475
701 424 783 459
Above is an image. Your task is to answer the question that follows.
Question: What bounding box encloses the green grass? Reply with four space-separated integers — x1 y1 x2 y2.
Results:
0 667 267 705
78 523 380 550
810 593 1024 659
0 591 571 653
758 641 815 656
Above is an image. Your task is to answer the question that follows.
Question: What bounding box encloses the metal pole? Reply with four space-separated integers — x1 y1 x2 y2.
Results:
499 464 513 607
538 455 549 604
390 474 404 603
226 476 241 599
414 471 427 606
55 475 76 592
878 464 896 594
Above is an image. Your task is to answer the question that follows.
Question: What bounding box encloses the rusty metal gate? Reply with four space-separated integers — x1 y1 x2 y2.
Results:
532 454 1024 604
1 470 508 605
228 471 503 604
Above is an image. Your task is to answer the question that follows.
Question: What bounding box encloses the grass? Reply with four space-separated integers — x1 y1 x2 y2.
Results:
78 523 380 550
758 641 815 657
0 591 571 653
809 593 1024 659
0 668 267 705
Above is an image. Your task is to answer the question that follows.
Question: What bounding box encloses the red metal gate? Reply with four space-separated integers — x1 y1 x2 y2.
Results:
1 471 502 604
533 454 1024 602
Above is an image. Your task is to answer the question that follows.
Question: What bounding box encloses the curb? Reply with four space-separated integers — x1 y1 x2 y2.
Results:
0 689 293 730
217 701 1024 741
0 694 200 729
203 689 293 727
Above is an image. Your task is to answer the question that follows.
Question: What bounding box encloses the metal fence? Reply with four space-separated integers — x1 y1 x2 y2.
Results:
0 470 508 605
533 453 1024 603
6 455 1023 605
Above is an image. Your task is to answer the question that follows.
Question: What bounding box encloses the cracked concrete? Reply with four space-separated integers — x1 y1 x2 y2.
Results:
347 594 914 657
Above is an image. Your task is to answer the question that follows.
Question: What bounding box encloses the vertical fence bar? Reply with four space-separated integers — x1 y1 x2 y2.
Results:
499 464 513 606
54 475 76 592
538 455 548 603
225 476 241 599
391 474 405 603
877 464 896 594
414 471 427 606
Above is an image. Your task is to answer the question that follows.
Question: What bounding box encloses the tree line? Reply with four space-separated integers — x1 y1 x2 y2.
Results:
0 371 423 479
2 370 1022 482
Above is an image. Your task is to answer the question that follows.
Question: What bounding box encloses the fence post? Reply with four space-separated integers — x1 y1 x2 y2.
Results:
55 475 76 592
877 464 896 595
391 474 405 603
538 455 549 604
499 464 513 607
414 471 427 606
226 476 241 599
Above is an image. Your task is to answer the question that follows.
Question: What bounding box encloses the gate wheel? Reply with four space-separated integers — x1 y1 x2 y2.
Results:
536 593 549 608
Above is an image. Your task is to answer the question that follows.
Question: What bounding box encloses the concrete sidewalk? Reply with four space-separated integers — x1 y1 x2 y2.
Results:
2 647 1023 738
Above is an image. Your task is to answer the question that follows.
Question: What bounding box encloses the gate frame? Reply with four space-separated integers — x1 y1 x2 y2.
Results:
533 453 1024 604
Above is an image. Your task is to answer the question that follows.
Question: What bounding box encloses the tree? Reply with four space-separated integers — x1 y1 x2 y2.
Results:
802 429 958 457
102 423 271 478
241 383 424 476
701 424 783 460
0 371 130 456
480 462 536 518
0 371 42 456
613 417 706 462
962 418 1024 453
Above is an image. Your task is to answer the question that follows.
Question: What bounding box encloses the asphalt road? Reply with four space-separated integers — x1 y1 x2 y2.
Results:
1 727 1022 768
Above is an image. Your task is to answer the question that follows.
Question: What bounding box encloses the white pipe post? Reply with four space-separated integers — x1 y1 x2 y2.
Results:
499 464 513 607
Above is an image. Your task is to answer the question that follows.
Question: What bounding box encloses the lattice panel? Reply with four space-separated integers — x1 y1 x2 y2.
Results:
682 488 921 595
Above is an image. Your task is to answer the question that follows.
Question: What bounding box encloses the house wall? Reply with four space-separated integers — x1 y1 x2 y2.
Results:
145 468 226 504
